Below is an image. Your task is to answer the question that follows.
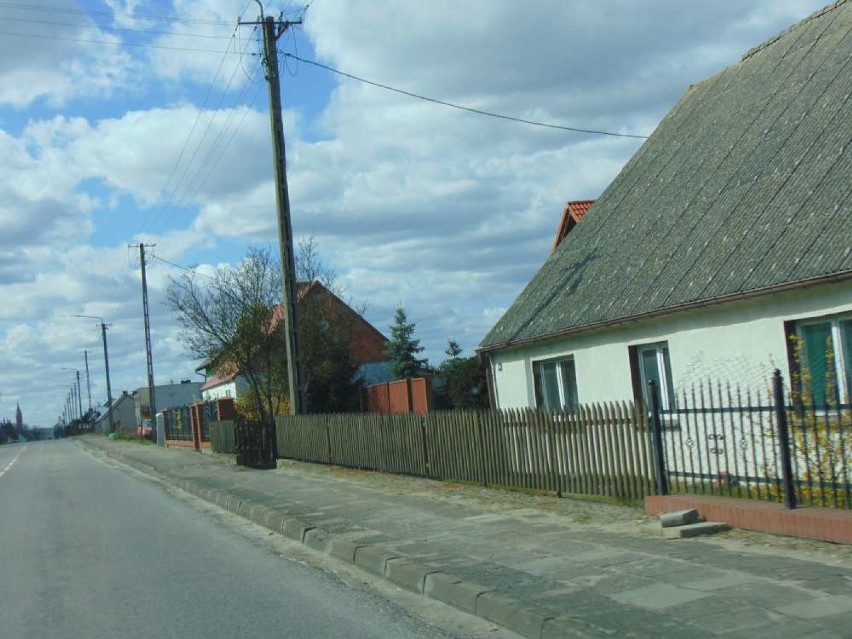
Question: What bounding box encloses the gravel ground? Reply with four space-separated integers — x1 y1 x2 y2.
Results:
275 458 852 566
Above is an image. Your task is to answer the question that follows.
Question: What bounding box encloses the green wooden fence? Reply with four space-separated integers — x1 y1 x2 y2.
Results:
276 403 656 500
210 420 236 454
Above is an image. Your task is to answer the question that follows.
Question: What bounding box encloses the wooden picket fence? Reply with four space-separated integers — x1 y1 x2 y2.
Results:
276 403 657 501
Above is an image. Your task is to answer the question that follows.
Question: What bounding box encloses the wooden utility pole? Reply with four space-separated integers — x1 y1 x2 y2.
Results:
138 243 157 437
246 6 305 415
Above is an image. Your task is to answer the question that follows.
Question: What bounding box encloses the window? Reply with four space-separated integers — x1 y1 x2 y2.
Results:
533 357 579 411
791 316 852 404
630 342 675 411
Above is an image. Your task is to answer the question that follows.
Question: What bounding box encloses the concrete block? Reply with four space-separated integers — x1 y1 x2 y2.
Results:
249 504 272 528
353 545 400 577
303 529 329 552
385 559 438 594
542 616 596 639
282 517 313 542
475 591 548 639
663 521 729 539
424 572 490 614
660 508 700 528
329 538 364 563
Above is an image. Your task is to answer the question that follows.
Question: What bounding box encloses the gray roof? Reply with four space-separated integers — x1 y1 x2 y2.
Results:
481 1 852 352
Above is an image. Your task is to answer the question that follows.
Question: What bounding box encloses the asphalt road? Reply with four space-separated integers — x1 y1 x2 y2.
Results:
0 440 492 638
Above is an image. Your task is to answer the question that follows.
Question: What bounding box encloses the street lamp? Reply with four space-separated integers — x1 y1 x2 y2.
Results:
71 315 114 434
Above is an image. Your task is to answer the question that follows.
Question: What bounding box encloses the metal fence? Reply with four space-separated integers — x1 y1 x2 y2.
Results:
655 371 851 509
163 405 193 441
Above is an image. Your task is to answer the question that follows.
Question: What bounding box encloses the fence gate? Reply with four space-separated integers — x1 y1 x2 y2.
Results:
235 419 276 469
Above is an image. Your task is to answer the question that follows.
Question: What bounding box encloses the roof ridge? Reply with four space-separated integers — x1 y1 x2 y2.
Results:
741 0 847 62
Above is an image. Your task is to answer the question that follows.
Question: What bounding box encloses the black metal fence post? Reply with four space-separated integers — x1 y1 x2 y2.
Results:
773 369 797 510
648 380 669 496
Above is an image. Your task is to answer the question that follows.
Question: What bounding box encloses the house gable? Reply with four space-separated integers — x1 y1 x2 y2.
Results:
552 200 594 252
481 1 852 353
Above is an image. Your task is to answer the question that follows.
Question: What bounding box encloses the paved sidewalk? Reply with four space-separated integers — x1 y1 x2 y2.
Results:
80 437 852 639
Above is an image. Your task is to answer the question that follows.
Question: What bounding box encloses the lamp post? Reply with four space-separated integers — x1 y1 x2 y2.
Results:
72 315 114 433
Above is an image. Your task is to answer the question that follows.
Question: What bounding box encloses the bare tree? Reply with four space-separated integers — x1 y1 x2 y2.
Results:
166 246 288 424
167 241 366 420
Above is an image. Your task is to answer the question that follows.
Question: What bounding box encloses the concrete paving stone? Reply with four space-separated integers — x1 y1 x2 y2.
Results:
669 594 768 621
818 609 852 636
462 513 513 523
608 582 712 610
475 591 549 639
529 588 622 616
505 556 581 578
540 616 600 639
737 620 847 639
578 606 716 639
689 605 785 634
778 594 852 620
618 558 703 579
353 545 401 578
718 582 817 609
572 573 659 596
679 571 761 592
423 573 490 615
444 562 557 591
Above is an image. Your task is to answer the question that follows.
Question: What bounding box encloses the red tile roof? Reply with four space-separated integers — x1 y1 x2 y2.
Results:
552 200 594 252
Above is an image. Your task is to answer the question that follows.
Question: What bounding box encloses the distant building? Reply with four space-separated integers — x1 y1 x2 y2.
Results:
133 380 203 427
94 392 136 434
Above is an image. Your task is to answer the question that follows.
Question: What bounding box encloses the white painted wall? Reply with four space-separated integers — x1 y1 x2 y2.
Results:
201 376 250 402
488 281 852 410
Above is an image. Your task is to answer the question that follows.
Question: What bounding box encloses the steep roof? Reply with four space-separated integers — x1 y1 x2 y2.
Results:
552 200 595 252
481 1 852 352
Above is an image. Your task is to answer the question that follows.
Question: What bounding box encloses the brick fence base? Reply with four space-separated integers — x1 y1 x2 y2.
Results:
645 494 852 545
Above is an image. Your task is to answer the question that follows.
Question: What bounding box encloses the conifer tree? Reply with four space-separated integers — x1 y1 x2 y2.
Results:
386 306 427 380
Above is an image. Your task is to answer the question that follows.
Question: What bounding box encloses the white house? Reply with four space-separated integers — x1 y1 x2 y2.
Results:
198 367 251 402
479 2 852 412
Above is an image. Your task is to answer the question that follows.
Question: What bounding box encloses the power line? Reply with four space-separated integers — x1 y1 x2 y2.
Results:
283 52 650 139
0 15 235 40
0 28 249 54
0 1 235 26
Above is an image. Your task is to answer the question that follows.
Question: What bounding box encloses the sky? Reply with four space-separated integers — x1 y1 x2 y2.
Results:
0 0 831 427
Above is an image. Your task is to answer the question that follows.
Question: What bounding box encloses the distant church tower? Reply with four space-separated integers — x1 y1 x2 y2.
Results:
15 403 22 429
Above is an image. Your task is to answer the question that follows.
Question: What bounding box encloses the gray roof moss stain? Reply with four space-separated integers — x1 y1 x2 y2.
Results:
480 0 852 351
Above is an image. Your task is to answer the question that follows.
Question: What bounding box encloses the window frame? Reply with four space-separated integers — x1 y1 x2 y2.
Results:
630 341 675 412
789 313 852 404
532 356 579 412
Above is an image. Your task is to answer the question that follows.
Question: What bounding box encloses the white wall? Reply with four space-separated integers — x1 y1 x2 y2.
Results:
201 376 249 402
488 280 852 409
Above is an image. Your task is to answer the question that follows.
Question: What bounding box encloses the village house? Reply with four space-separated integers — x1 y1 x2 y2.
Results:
197 280 391 402
480 2 852 412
